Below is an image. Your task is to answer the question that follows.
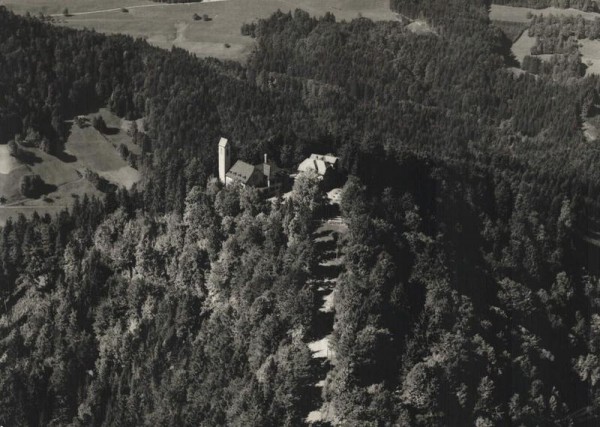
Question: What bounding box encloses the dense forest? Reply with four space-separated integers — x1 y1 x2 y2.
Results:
525 14 600 56
4 0 600 424
529 14 600 40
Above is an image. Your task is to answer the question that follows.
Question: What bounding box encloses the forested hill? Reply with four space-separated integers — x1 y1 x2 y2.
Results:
3 1 600 425
253 4 600 219
0 7 331 213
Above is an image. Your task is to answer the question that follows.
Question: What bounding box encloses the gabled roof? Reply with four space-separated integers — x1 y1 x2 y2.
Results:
298 153 339 176
226 156 283 187
298 157 332 176
255 162 281 178
309 153 338 165
226 160 256 184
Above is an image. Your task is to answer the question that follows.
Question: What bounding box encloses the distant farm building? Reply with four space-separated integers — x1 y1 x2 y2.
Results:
218 137 286 192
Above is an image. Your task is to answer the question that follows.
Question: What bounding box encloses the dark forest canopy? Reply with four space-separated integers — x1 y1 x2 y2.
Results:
3 1 600 425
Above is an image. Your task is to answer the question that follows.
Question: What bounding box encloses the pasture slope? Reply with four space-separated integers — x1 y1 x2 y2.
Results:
490 4 600 22
0 109 140 225
490 4 600 76
0 0 398 62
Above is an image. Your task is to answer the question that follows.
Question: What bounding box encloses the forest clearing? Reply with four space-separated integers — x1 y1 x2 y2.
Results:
0 109 139 225
490 4 600 22
1 0 398 61
490 4 600 76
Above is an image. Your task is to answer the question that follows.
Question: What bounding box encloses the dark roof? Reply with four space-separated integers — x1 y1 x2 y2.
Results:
226 160 256 184
254 162 281 178
227 159 283 186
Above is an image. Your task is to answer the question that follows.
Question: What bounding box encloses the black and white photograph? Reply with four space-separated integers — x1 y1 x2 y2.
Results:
1 0 600 425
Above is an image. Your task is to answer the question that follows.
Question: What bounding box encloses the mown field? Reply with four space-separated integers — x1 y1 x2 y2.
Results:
0 0 398 62
490 4 600 22
0 109 140 225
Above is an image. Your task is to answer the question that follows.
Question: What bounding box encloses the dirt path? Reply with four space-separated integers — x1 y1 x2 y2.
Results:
50 0 228 17
305 190 347 426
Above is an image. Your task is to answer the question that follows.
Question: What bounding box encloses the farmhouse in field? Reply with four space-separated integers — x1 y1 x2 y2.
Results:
218 137 285 191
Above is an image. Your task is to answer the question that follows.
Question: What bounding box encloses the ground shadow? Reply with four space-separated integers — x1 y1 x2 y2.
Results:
314 239 337 254
315 264 343 279
306 357 332 394
303 357 333 425
18 150 43 165
103 127 120 136
310 309 334 341
322 203 340 218
588 104 600 117
54 150 77 163
30 182 58 199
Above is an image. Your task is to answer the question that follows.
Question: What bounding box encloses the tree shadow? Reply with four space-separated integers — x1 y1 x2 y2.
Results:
303 357 333 425
310 308 334 340
315 263 342 279
317 203 340 219
29 182 57 199
103 127 120 136
54 150 77 163
18 150 42 165
580 61 589 77
505 51 520 68
588 104 600 117
314 238 336 253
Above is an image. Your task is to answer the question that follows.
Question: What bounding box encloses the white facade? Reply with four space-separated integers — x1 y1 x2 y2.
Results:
218 137 231 184
297 153 339 178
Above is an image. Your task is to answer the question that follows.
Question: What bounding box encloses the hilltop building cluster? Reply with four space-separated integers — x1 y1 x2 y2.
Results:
218 137 341 193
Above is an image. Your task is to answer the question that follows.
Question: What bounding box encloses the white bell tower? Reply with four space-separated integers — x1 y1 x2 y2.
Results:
218 137 231 184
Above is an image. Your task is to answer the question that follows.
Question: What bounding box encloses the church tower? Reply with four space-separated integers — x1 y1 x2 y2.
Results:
218 137 231 184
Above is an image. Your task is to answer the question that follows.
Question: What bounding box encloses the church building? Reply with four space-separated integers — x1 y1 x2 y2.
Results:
218 137 285 191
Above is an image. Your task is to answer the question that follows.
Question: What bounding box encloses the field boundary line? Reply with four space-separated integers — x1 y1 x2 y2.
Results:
50 0 228 17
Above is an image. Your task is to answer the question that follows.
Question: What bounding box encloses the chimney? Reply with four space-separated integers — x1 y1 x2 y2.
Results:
264 153 268 164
